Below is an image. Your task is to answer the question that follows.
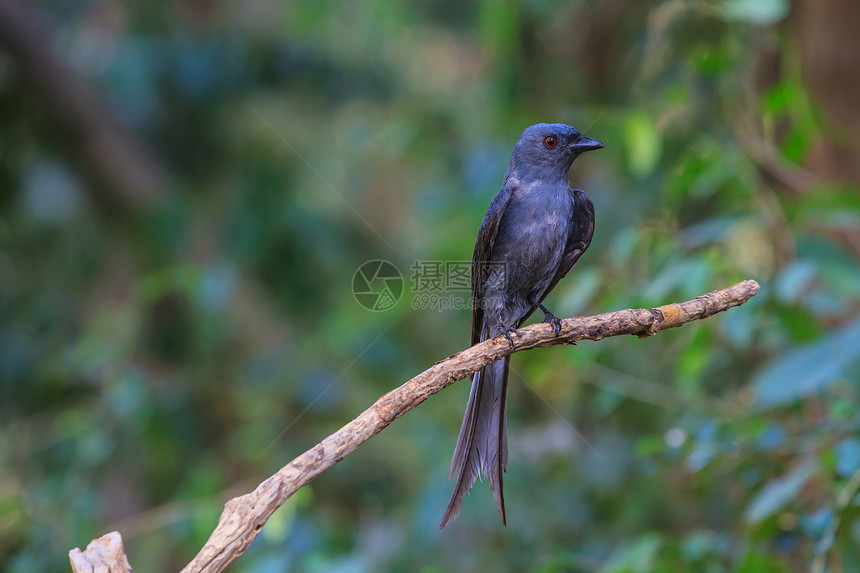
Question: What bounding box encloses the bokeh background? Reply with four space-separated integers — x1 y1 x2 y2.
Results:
3 0 860 571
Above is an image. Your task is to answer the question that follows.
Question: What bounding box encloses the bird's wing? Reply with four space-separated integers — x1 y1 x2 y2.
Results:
520 188 595 325
471 182 515 346
542 188 595 303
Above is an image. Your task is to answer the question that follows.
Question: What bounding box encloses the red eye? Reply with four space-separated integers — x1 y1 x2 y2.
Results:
544 136 557 148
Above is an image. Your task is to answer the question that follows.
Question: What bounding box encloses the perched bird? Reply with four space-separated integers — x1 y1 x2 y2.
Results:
441 123 603 528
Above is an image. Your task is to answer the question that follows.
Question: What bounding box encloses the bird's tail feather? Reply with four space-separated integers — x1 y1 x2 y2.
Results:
440 355 509 528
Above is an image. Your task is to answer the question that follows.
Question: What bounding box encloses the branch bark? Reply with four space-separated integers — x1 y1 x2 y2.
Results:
69 532 134 573
69 279 760 573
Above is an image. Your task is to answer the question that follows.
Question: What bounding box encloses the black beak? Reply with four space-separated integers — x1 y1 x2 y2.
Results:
571 136 605 153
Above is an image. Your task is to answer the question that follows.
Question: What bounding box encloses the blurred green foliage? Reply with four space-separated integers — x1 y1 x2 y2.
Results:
2 0 860 572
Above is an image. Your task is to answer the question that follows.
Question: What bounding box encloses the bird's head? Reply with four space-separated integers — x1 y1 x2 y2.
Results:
509 123 604 182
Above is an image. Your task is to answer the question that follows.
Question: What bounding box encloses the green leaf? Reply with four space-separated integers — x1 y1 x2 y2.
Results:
479 0 519 60
623 112 661 177
762 81 803 115
737 549 791 572
744 458 817 524
775 260 817 303
643 258 711 302
781 127 811 163
599 534 662 573
752 316 860 407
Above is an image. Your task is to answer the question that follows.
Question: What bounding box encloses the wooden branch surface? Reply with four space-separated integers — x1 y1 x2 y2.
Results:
69 532 134 573
70 279 760 573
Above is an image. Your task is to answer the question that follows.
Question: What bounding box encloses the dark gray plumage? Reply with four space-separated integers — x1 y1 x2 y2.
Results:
440 123 603 528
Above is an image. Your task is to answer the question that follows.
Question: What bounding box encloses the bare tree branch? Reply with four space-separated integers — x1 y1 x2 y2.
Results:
69 532 134 573
69 279 760 573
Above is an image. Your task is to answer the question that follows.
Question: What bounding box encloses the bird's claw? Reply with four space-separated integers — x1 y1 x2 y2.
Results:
540 307 562 337
546 314 562 337
498 322 518 347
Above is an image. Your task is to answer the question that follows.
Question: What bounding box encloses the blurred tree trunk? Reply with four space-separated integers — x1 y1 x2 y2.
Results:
0 0 169 212
797 0 860 185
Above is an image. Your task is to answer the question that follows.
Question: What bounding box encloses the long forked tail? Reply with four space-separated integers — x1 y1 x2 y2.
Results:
440 356 510 528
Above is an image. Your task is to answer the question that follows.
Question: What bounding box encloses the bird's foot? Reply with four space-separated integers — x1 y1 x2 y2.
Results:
497 320 518 347
539 304 562 337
